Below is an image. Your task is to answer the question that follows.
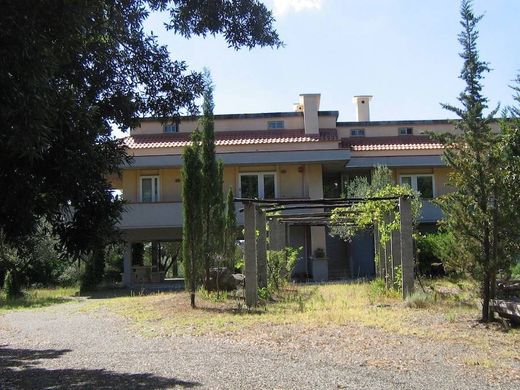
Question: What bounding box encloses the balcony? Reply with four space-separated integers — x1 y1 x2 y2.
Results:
118 202 245 230
420 200 443 223
118 202 183 229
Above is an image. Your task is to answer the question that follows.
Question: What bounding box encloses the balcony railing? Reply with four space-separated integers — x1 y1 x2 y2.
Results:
420 199 443 223
118 202 245 230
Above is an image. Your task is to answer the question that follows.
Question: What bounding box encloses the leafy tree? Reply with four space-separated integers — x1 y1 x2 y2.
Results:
0 1 281 259
200 72 225 287
435 0 520 321
182 132 204 308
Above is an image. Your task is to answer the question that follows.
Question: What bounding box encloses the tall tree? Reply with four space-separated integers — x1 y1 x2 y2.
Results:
0 1 281 258
200 72 225 287
182 132 203 308
435 0 520 321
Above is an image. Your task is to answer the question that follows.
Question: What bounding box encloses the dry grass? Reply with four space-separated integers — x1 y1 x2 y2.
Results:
0 286 80 312
78 279 520 383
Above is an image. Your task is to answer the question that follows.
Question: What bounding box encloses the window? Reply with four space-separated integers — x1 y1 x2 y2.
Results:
398 127 413 136
164 123 178 133
399 174 434 198
350 128 365 137
239 172 276 199
140 176 160 202
267 120 284 130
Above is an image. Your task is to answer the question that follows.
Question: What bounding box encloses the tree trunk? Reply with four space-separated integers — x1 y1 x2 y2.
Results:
481 223 491 322
190 292 196 308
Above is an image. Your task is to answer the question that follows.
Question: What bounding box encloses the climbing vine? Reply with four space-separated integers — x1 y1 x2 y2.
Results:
329 166 421 271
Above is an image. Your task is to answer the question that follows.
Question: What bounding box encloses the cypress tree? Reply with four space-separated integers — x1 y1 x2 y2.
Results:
200 71 224 288
223 187 238 268
182 132 203 308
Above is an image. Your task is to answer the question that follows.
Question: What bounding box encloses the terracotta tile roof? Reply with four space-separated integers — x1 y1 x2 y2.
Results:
125 129 338 149
341 135 444 151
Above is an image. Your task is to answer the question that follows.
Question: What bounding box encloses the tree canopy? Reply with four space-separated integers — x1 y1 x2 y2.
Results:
0 1 281 256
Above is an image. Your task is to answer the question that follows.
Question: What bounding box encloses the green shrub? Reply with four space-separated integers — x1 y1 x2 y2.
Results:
511 261 520 279
417 231 473 275
267 247 301 292
3 271 22 299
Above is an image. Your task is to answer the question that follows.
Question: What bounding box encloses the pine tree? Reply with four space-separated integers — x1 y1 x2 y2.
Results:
437 0 501 321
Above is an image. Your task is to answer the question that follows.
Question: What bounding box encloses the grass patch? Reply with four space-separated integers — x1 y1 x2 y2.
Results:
0 286 79 312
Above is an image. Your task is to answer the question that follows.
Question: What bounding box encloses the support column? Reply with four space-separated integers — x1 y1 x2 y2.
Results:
122 242 132 286
268 219 285 251
373 223 381 278
256 207 267 289
399 196 414 298
244 202 257 307
391 225 401 275
384 213 393 288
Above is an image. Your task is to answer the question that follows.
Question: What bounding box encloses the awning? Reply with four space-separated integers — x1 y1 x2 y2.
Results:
127 149 352 168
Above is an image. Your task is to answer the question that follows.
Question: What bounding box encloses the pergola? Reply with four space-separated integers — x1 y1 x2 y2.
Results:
236 196 415 307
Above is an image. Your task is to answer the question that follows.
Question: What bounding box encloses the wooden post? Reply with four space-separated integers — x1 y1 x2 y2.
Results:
399 196 414 298
256 207 267 289
244 202 258 307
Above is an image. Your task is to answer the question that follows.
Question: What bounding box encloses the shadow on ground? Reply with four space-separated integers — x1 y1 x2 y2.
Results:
0 346 201 389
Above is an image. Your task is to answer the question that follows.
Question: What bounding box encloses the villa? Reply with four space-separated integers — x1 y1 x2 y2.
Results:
111 93 479 287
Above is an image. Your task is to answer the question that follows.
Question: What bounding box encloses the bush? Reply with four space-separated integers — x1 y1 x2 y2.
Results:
4 271 22 299
511 261 520 279
417 231 473 276
267 247 301 292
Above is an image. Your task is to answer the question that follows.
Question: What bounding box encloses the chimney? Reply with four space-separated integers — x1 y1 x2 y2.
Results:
352 95 372 122
299 93 321 134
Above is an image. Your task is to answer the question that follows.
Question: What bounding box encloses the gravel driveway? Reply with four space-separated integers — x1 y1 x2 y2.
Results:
0 300 516 389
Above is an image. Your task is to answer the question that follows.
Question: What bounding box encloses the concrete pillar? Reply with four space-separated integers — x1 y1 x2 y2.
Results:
244 202 257 307
384 213 393 288
268 219 285 251
373 224 381 278
391 226 401 274
256 207 267 289
122 242 132 286
399 196 415 298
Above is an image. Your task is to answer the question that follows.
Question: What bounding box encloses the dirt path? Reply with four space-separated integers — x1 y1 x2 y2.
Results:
0 301 515 389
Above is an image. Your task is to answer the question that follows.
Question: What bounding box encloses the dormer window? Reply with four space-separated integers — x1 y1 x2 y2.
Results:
350 128 365 137
399 127 413 136
267 120 284 129
164 123 178 133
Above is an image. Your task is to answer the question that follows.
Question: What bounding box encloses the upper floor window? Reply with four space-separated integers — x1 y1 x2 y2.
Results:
140 176 160 202
398 127 413 136
267 120 284 130
399 174 434 198
239 172 276 199
350 128 365 137
164 123 179 133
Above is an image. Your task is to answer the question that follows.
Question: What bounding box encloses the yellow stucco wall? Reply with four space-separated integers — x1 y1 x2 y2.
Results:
122 163 324 203
390 166 452 197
